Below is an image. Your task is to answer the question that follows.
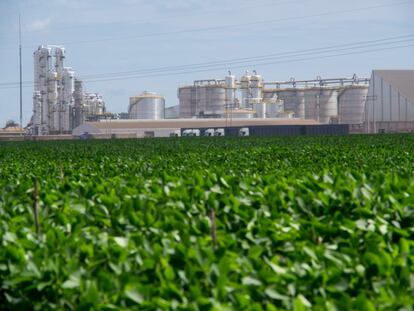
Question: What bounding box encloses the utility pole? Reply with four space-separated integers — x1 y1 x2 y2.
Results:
19 14 23 130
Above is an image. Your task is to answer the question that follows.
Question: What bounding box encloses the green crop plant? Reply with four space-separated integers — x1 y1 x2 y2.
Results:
0 134 414 310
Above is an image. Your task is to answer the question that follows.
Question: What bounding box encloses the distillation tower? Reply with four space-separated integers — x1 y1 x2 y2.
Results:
32 45 106 135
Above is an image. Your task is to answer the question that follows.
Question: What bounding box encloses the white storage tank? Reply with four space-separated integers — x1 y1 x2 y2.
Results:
129 91 165 119
338 86 368 124
303 88 338 123
303 89 320 121
178 86 197 118
253 102 266 118
319 88 338 124
196 85 226 117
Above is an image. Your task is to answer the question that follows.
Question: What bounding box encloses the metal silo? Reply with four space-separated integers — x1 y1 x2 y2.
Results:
302 88 338 123
253 102 266 118
319 88 338 124
178 86 196 118
303 88 319 121
338 86 368 124
197 85 226 117
274 89 305 119
129 91 165 119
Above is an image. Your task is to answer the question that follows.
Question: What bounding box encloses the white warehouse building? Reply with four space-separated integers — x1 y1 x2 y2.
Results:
365 70 414 133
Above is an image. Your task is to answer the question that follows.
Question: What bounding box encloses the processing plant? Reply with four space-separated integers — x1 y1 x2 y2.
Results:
31 45 106 135
178 72 370 124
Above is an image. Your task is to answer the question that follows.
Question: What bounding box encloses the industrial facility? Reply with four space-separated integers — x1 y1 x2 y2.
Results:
177 72 370 124
31 45 106 135
28 45 414 139
72 118 349 138
71 70 414 138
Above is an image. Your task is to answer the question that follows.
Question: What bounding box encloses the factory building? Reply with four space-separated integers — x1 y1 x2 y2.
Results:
365 70 414 133
32 45 106 135
128 92 165 119
72 118 348 138
178 72 369 125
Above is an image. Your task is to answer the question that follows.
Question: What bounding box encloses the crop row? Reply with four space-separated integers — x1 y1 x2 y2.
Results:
1 135 414 310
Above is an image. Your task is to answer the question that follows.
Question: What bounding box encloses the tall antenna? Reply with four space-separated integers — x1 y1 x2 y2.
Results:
19 14 22 130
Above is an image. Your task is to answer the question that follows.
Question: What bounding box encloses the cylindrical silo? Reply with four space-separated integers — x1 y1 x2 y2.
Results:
253 102 266 118
129 91 165 119
319 88 338 124
303 89 319 121
338 86 368 124
273 89 305 119
178 86 196 118
197 85 226 117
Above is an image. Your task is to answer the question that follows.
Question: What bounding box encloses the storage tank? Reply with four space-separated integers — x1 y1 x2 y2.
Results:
253 102 266 118
129 91 165 119
303 88 338 123
196 85 226 117
338 86 368 124
178 86 196 118
303 89 319 121
319 88 338 124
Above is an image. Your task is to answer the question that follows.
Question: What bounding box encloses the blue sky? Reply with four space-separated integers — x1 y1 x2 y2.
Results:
0 0 413 127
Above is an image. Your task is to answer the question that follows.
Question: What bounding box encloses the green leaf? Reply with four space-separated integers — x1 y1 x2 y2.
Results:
125 289 144 304
114 237 128 248
62 274 81 289
265 287 289 301
242 276 262 286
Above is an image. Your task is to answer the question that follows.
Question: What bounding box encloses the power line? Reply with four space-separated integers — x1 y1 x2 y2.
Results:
2 34 414 85
80 35 414 79
3 34 414 88
0 38 413 89
82 44 414 83
0 0 412 51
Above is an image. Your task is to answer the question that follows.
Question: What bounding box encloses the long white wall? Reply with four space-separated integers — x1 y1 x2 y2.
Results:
365 71 414 125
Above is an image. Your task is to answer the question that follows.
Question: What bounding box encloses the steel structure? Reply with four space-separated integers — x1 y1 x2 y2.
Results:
32 45 105 135
178 72 369 123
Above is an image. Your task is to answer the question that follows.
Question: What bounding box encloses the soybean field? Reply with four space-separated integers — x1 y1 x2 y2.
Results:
1 134 414 310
